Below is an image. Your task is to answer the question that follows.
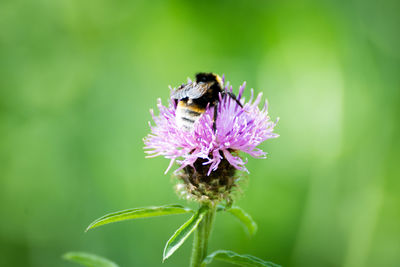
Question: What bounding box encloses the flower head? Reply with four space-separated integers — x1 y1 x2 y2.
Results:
144 75 278 202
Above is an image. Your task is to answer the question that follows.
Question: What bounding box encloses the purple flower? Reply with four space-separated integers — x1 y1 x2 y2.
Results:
144 78 279 176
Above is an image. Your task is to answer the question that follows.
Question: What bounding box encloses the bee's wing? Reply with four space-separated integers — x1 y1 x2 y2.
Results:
171 83 209 99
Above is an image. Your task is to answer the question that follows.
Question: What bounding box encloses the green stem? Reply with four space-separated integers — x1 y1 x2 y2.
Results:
190 203 216 267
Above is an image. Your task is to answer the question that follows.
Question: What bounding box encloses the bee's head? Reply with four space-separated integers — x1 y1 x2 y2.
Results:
195 73 223 89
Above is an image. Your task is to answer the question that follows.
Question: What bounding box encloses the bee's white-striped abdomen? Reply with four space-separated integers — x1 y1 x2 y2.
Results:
176 101 204 131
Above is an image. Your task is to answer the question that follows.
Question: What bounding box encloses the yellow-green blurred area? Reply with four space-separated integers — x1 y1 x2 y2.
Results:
1 0 399 266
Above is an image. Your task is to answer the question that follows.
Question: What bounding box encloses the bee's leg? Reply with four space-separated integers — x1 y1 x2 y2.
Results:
213 102 218 132
226 92 243 108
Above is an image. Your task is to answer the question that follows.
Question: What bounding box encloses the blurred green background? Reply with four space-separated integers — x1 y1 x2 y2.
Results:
1 0 399 266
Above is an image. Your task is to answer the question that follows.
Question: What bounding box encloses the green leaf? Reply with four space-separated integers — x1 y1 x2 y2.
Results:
216 204 225 212
203 250 281 267
227 206 258 236
163 206 208 261
63 252 119 267
86 204 193 232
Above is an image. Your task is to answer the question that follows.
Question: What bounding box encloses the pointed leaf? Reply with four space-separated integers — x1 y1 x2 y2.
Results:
63 252 119 267
86 204 193 231
163 206 208 261
227 206 258 236
203 250 281 267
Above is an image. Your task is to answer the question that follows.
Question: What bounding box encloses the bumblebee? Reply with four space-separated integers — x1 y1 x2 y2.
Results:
172 72 242 131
